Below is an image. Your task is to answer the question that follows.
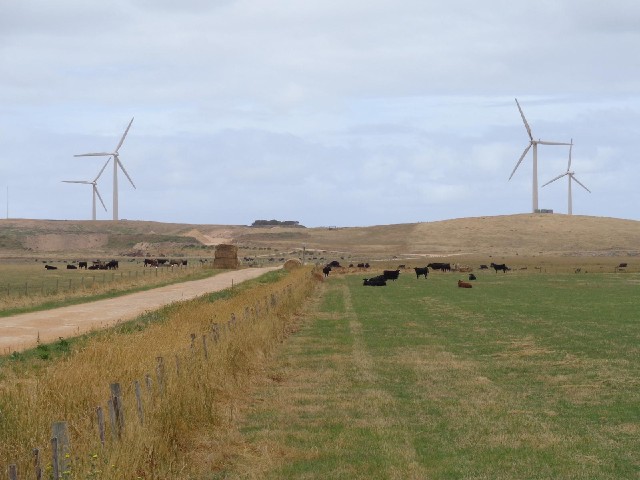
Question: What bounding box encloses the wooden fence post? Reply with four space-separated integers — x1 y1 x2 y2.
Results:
156 357 165 394
8 464 18 480
33 447 43 480
96 406 106 447
52 421 70 477
134 380 144 425
110 383 125 439
202 335 208 359
175 355 181 377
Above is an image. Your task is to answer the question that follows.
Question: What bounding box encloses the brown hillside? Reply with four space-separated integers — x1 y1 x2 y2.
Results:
0 214 639 260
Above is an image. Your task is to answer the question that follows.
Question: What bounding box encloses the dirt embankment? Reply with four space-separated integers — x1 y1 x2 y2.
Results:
22 234 109 252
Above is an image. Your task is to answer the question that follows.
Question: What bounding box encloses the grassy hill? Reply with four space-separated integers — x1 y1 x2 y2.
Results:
1 214 639 262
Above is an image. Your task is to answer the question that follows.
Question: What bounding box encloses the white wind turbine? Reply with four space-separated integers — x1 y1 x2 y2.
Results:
509 98 572 213
75 118 136 221
62 158 110 220
541 140 591 215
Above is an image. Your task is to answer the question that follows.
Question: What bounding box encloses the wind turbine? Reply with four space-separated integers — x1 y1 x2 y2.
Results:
62 158 110 220
541 140 591 215
509 98 571 213
75 117 136 221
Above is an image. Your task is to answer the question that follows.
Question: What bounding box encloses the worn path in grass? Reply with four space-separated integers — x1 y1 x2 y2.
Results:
0 266 280 354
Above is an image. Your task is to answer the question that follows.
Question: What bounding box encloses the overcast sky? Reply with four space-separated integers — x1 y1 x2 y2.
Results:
1 1 639 227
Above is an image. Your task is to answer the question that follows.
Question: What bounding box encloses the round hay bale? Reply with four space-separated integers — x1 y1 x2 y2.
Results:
283 259 302 271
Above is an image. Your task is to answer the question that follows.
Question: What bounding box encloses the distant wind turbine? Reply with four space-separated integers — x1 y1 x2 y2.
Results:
75 118 136 221
62 158 110 220
509 98 572 213
541 140 591 215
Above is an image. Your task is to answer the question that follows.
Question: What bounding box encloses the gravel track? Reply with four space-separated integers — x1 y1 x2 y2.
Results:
0 267 280 354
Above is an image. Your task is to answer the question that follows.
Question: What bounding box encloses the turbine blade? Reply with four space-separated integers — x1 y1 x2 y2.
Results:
537 140 572 146
515 98 533 141
75 152 114 157
93 157 111 182
567 139 573 170
541 172 567 188
62 180 91 184
115 117 134 153
570 174 591 193
509 143 532 180
94 185 108 211
116 157 136 189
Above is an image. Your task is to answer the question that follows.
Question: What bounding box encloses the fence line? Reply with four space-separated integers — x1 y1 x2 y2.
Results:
0 264 203 300
3 282 301 479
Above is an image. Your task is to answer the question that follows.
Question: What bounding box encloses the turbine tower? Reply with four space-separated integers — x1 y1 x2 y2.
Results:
541 140 591 215
75 117 136 221
509 98 571 213
62 158 110 220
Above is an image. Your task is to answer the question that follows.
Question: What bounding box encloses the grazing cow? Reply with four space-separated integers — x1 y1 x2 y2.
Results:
66 264 77 270
44 265 57 270
106 260 119 270
490 262 509 273
322 266 332 277
479 264 489 270
383 269 400 281
78 261 88 269
468 273 476 281
363 275 387 286
328 260 341 268
414 267 429 279
458 279 473 288
144 258 158 267
427 262 451 272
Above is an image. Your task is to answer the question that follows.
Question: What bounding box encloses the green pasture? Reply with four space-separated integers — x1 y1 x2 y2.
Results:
232 270 640 479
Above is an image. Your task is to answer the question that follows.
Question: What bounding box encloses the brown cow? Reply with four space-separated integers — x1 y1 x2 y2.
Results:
458 279 472 288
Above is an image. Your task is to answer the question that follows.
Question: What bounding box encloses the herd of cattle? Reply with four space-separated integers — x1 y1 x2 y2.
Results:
43 258 189 271
320 261 515 289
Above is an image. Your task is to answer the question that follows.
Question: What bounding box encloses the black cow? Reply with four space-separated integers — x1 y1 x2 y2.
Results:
383 269 400 281
78 261 88 269
363 275 387 286
44 265 57 270
468 273 477 281
490 262 509 273
144 259 158 267
322 266 331 277
106 260 119 270
427 262 451 272
414 267 429 279
479 264 489 270
66 264 77 270
328 260 341 268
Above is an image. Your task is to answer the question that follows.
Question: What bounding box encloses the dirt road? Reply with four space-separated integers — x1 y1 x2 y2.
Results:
0 267 280 354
